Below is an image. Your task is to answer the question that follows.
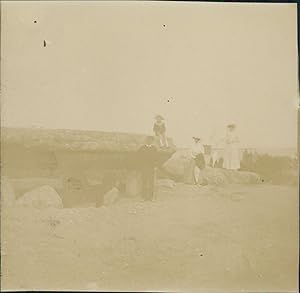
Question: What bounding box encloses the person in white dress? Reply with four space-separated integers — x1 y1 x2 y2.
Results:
223 124 240 170
191 136 206 184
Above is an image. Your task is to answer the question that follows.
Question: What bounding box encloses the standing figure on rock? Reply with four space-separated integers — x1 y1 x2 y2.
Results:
191 136 206 185
153 115 169 148
138 136 158 201
223 124 241 170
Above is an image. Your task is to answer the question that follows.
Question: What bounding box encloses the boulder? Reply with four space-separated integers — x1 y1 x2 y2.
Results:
103 187 120 206
201 168 261 185
202 168 228 186
162 150 261 185
1 177 16 207
234 170 261 184
156 178 176 189
162 151 187 181
17 185 63 209
10 177 63 198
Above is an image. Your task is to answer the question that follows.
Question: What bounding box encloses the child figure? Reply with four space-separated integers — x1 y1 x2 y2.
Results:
153 115 169 148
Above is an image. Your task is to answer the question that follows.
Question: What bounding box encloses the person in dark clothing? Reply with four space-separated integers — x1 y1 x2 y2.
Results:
153 115 168 148
138 136 158 201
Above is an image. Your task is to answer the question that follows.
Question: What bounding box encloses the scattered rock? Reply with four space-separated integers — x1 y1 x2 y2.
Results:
1 177 16 207
17 185 63 209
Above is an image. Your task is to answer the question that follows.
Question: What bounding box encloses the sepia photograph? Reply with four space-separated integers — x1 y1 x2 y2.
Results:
0 1 298 292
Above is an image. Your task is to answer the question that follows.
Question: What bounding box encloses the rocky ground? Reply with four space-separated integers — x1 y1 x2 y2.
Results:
1 183 298 292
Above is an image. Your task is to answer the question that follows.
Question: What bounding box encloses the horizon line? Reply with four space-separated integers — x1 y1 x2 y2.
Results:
1 125 297 151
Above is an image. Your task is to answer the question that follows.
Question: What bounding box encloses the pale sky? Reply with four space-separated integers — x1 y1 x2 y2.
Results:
1 1 298 148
